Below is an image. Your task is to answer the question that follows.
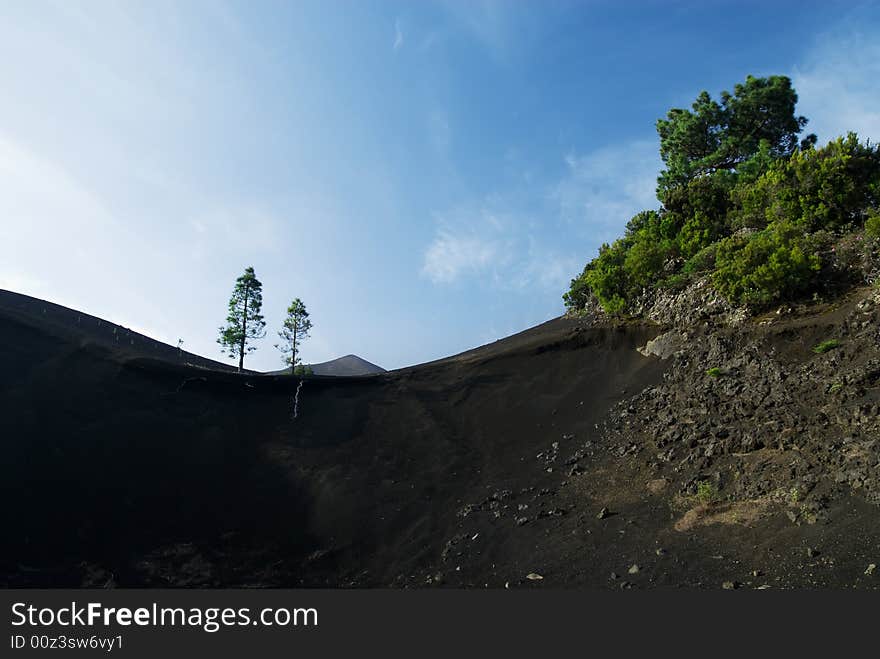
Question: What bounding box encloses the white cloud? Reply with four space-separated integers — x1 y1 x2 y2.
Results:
422 138 662 291
187 206 283 260
553 139 661 245
420 202 580 292
518 242 582 291
393 18 404 52
793 25 880 145
422 218 504 284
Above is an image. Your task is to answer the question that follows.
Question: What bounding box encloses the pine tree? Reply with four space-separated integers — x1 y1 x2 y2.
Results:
218 266 266 372
275 298 312 372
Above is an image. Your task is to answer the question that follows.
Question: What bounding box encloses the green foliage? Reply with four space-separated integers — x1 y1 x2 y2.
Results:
706 367 722 378
730 133 880 232
624 235 670 288
695 480 720 505
562 271 595 312
712 221 821 307
293 364 313 376
682 243 717 275
217 266 266 371
865 208 880 240
568 210 679 313
657 75 808 201
572 239 629 314
276 298 313 369
665 173 736 258
657 273 690 292
828 382 844 394
812 339 840 354
563 74 880 316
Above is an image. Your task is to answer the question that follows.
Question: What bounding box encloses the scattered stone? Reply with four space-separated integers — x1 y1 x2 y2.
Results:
525 573 543 581
515 517 529 527
655 548 667 556
866 563 876 576
597 507 610 520
628 564 640 575
646 478 669 494
806 547 819 558
722 581 737 590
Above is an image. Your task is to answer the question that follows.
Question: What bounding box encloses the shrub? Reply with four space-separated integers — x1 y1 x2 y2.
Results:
564 123 880 314
812 339 840 354
730 133 880 233
657 273 690 292
695 480 720 505
865 208 880 240
682 243 718 275
563 270 595 311
713 220 821 307
664 173 735 258
706 367 723 378
579 239 631 314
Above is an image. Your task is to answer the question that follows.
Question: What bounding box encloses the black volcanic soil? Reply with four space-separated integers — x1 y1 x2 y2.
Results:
2 290 880 589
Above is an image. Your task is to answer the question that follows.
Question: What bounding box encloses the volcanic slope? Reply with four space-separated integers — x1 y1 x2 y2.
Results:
3 290 880 588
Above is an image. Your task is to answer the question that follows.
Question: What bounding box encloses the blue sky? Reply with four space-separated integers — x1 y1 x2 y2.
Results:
2 1 879 371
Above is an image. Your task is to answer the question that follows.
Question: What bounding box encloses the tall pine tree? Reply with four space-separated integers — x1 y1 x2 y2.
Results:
218 266 266 372
276 298 312 372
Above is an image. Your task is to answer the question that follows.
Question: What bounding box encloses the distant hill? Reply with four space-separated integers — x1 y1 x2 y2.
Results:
310 354 385 376
270 354 386 377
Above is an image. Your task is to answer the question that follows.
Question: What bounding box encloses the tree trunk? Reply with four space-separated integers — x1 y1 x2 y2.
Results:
239 284 249 372
291 324 297 372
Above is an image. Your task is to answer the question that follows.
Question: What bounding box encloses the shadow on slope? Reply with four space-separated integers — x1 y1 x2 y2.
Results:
0 295 663 586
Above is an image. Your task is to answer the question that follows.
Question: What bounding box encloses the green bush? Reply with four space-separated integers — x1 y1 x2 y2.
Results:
812 339 840 354
563 270 595 311
657 273 690 292
730 134 880 233
695 480 720 505
865 208 880 240
712 221 821 307
706 367 722 378
564 81 880 315
682 243 718 275
578 240 630 313
665 174 735 258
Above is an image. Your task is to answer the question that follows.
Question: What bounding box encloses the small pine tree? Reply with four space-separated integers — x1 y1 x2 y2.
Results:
218 266 266 371
276 298 312 372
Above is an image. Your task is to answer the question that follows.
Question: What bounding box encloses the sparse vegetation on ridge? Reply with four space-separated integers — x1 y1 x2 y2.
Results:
217 266 267 372
565 75 880 316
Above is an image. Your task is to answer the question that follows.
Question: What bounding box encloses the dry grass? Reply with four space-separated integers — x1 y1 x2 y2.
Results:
646 478 669 494
674 498 773 532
